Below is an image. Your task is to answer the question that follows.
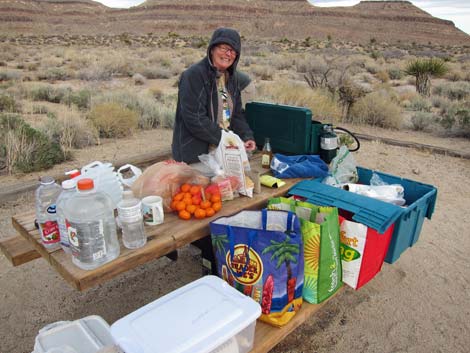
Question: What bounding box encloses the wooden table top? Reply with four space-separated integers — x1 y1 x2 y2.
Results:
12 175 301 292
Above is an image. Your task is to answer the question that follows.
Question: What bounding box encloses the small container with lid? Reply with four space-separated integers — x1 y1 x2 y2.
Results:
117 191 147 249
63 178 120 270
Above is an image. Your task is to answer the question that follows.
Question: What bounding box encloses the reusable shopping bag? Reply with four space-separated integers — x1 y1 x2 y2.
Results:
210 209 303 327
339 215 394 289
268 197 342 304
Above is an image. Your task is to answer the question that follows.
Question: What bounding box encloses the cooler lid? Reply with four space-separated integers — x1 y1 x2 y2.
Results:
110 275 261 353
289 180 403 233
246 102 313 155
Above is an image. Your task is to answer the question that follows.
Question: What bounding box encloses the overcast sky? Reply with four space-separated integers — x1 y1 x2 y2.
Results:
95 0 470 35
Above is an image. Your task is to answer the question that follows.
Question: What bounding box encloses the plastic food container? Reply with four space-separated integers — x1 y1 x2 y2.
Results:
34 276 261 353
33 315 115 353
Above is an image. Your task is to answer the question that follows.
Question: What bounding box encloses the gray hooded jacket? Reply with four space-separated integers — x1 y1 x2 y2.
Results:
171 28 254 164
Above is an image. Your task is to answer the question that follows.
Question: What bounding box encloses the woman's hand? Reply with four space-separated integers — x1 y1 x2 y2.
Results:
244 139 256 151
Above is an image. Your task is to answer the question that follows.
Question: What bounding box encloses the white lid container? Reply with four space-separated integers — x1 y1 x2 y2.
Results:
110 275 261 353
33 315 115 353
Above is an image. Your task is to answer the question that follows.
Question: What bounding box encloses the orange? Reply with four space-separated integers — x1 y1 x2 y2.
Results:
200 200 212 210
170 200 178 211
205 208 215 217
186 204 197 214
180 183 191 193
194 208 206 219
178 210 191 220
191 195 201 205
183 192 192 199
210 194 221 203
183 195 192 205
175 201 186 212
203 192 212 201
190 185 201 196
212 201 222 212
173 193 184 201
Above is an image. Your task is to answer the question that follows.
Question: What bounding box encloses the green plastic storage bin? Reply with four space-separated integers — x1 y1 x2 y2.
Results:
246 102 325 155
288 167 437 263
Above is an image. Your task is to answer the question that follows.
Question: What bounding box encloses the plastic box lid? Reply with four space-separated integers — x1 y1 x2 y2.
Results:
110 275 261 353
289 179 403 234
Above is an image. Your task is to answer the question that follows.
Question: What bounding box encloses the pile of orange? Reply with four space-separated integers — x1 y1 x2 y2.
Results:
171 183 222 220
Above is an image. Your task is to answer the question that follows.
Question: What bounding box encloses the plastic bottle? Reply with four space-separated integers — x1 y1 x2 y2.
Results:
63 178 120 270
56 179 77 254
117 191 147 249
261 137 273 169
320 125 338 164
35 176 62 249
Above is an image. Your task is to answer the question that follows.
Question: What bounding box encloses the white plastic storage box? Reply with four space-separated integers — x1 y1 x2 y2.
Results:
33 276 261 353
33 315 115 353
111 275 261 353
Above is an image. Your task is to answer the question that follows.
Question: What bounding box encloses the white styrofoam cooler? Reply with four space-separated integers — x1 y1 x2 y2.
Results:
34 276 261 353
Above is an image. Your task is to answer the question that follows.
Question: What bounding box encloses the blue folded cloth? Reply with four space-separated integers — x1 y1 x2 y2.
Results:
271 153 329 179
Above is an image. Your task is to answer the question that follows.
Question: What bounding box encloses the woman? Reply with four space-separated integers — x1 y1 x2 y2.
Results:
172 27 256 164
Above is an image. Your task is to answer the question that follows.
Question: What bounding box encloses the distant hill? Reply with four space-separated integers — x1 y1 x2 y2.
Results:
0 0 468 45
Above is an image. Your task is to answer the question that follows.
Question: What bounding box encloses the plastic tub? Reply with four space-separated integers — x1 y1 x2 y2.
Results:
111 275 261 353
289 167 437 263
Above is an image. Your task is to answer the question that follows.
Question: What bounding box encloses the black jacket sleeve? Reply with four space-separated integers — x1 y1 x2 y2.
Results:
178 69 222 145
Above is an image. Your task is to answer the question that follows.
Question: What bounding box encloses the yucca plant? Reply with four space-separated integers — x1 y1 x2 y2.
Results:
405 58 448 96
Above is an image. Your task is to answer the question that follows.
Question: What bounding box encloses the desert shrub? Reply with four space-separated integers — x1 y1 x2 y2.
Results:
133 73 146 85
61 89 92 110
375 70 390 83
408 96 432 112
349 91 402 128
28 84 69 103
445 70 464 82
258 82 341 121
140 67 173 79
37 68 68 81
250 66 274 81
42 107 98 156
271 56 294 70
411 111 434 131
89 103 139 138
0 114 65 173
0 93 19 112
92 89 173 129
387 67 404 80
433 81 470 101
364 63 379 74
438 103 470 137
431 95 450 109
0 70 21 81
294 57 312 73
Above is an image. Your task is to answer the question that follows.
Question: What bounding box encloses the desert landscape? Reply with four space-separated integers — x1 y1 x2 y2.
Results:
0 0 469 352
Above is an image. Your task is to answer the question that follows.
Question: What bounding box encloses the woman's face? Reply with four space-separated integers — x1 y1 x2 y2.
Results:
211 44 237 72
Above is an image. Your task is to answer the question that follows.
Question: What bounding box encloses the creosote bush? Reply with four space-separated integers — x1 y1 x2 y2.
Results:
349 91 402 128
0 114 65 173
89 103 139 138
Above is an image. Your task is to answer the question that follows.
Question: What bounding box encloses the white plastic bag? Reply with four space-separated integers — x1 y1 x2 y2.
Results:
323 146 358 186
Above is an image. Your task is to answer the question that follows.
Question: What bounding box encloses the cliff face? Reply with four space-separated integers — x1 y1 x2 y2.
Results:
0 0 468 45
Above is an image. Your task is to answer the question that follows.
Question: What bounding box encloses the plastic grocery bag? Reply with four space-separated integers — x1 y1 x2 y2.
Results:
200 130 253 197
210 209 303 327
271 154 329 179
131 160 209 212
268 197 342 304
323 146 358 186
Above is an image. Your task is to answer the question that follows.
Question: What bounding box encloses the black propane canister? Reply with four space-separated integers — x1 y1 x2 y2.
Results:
320 124 338 164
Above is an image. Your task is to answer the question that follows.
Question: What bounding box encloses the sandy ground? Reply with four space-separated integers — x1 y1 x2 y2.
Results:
0 128 469 353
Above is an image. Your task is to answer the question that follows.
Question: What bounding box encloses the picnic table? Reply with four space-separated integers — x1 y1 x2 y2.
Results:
0 156 342 352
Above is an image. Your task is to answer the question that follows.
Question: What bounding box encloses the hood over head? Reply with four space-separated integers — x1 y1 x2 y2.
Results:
207 27 241 74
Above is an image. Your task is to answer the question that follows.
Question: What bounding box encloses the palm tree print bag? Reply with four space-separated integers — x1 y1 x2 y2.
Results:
210 209 304 327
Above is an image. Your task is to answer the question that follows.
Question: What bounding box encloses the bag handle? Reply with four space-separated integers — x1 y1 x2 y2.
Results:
262 208 295 234
227 225 257 278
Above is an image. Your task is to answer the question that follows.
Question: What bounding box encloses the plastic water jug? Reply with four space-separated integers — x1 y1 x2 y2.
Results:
63 178 120 270
36 176 62 249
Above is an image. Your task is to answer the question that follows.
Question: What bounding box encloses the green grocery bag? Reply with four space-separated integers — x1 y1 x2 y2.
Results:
268 197 342 303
